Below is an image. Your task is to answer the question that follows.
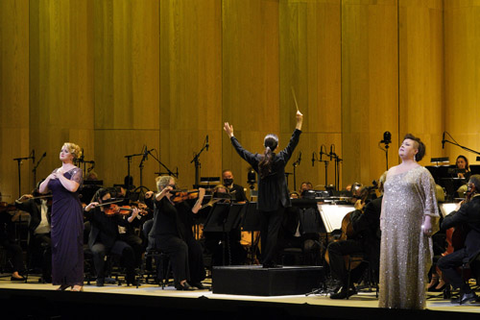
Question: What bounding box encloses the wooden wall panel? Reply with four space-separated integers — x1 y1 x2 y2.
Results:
28 0 94 194
341 0 399 186
398 0 444 165
159 0 222 190
444 1 480 167
279 0 342 191
222 0 280 193
0 0 30 199
4 0 480 204
94 0 160 190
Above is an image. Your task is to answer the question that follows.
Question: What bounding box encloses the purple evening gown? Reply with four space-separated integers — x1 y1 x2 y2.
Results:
47 167 84 286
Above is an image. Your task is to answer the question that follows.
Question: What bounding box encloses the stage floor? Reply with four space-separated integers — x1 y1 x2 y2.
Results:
1 275 480 320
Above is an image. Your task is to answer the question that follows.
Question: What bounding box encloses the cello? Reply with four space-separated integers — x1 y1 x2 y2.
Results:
324 186 372 269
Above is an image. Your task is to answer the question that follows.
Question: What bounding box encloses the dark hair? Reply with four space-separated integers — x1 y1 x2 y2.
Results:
403 133 426 161
258 134 278 179
91 187 114 203
456 155 470 170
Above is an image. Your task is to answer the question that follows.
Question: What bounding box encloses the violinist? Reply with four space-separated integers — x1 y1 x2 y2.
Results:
84 188 139 286
14 183 52 283
327 173 385 299
437 175 480 304
112 186 149 268
147 175 207 290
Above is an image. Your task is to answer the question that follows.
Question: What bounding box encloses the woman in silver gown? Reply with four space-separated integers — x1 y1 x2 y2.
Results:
379 134 440 309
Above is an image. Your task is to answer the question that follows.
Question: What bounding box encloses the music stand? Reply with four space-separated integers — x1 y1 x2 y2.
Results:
203 203 246 265
240 202 261 265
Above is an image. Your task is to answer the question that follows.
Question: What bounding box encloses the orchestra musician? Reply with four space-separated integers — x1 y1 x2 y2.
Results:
0 204 26 281
224 110 303 268
437 175 480 304
83 188 139 286
455 155 471 180
455 155 471 198
222 170 247 203
279 187 322 266
146 176 207 290
14 185 52 283
327 173 385 299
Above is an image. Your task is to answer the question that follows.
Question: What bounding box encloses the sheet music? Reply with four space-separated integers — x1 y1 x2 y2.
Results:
440 203 457 218
317 203 355 233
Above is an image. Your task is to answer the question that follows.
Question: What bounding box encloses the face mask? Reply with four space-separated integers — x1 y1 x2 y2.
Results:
223 179 233 186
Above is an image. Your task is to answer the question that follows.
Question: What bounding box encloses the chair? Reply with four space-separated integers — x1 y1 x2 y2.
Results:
137 219 171 289
346 254 378 299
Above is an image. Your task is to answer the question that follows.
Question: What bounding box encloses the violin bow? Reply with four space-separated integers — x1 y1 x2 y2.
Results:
95 199 124 207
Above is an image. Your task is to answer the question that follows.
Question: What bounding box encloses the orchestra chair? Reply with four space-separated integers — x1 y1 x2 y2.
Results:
346 254 378 299
137 219 171 289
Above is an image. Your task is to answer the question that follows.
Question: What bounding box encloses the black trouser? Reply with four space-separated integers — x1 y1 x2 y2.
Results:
260 206 285 266
0 239 25 274
91 240 135 281
119 233 144 268
151 235 205 284
327 239 364 287
437 248 471 293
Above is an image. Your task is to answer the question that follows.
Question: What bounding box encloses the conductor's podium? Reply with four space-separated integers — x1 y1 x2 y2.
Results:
212 265 325 296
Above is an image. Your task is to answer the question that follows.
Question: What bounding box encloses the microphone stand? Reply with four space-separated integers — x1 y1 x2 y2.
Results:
13 155 34 197
319 145 329 189
124 152 144 192
32 152 46 189
443 137 480 157
378 140 390 171
329 145 342 191
148 149 179 178
190 141 208 189
291 152 301 192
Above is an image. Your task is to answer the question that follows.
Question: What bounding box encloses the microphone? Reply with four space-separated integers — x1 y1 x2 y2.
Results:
206 135 209 151
329 145 333 161
143 145 148 161
319 145 325 161
442 132 445 149
381 131 392 144
297 152 302 165
312 152 315 167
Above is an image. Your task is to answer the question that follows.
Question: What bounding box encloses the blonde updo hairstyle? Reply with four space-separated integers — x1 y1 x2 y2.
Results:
63 142 82 160
155 175 176 192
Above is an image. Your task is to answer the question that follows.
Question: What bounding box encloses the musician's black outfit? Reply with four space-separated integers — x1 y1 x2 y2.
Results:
327 196 382 299
225 183 248 203
148 197 205 289
14 198 52 282
437 194 480 303
84 207 136 286
230 129 301 267
0 211 26 279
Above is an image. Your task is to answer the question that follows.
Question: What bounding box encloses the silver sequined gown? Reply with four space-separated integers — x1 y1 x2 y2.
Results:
379 166 439 309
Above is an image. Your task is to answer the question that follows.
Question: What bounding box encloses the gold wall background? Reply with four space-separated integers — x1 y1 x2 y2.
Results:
1 0 479 202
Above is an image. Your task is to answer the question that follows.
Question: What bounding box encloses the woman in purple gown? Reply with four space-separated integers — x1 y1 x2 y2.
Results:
39 142 84 291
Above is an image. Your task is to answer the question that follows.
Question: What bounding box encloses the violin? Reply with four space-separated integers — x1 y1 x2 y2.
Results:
104 204 136 216
170 189 199 203
95 199 147 216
